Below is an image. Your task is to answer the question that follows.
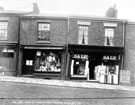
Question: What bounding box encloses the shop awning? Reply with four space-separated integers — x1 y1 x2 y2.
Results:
68 44 124 54
23 45 64 50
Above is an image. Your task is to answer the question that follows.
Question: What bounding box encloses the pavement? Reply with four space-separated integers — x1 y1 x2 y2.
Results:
0 76 135 91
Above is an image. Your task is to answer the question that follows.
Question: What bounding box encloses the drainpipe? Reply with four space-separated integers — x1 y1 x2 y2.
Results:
122 21 126 70
65 16 70 79
16 16 21 76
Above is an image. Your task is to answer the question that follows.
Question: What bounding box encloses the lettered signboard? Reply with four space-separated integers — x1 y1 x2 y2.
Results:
120 70 130 84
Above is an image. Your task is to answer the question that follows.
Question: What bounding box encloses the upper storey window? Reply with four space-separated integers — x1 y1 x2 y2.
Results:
0 21 8 40
37 22 50 41
78 21 91 44
105 28 114 46
104 23 117 46
78 25 89 44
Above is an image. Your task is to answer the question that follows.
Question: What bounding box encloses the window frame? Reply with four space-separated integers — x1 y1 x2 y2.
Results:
104 27 115 46
78 25 89 44
0 21 8 40
37 22 51 42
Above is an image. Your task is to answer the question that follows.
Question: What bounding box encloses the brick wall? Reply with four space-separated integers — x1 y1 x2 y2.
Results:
68 18 124 47
20 17 67 46
0 16 19 41
125 22 135 86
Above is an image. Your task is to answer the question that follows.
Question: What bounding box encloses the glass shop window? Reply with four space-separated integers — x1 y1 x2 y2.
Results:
35 51 61 72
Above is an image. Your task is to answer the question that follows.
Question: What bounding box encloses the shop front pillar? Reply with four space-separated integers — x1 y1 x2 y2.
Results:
17 49 23 76
65 52 70 80
60 52 66 80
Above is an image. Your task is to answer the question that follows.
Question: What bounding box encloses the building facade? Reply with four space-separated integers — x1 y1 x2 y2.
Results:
1 10 134 85
65 16 126 85
18 14 68 79
0 10 29 76
125 22 135 86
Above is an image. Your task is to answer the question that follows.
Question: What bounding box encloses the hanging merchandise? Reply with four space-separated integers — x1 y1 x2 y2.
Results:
99 64 107 83
85 60 89 76
35 52 61 72
113 65 119 84
71 60 74 75
94 64 119 84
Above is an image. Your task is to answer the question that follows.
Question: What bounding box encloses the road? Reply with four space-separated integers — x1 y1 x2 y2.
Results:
0 81 135 105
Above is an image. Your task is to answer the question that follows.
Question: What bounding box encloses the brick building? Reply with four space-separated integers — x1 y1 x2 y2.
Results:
1 9 134 85
18 14 68 79
0 10 30 76
65 16 127 85
125 22 135 86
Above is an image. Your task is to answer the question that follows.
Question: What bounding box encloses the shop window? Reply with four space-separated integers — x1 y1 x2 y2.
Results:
94 55 120 84
35 51 61 72
78 25 89 44
0 48 15 71
2 48 14 58
37 22 50 41
71 54 89 77
0 21 8 40
104 28 114 46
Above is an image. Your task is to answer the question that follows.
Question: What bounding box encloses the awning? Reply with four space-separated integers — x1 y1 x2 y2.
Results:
23 45 64 50
68 44 124 54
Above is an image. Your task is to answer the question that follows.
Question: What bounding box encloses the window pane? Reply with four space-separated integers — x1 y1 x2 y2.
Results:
0 22 8 39
35 52 61 72
38 22 50 41
105 28 114 46
78 25 89 44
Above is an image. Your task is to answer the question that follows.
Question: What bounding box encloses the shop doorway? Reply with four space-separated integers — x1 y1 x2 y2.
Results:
88 54 121 84
89 55 102 80
22 51 35 75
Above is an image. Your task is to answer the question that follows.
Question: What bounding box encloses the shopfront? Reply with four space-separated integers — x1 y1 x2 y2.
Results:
68 44 124 85
21 46 65 79
0 45 17 76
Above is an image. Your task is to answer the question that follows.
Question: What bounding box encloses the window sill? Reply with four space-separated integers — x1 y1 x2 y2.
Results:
34 71 61 74
71 75 87 78
36 41 51 44
0 38 7 41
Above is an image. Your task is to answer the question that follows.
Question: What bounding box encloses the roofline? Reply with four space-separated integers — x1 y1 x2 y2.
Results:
21 14 128 22
69 15 128 22
0 10 33 16
21 14 68 19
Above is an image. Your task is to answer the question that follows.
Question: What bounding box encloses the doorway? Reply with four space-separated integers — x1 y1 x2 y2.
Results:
22 51 35 75
88 55 102 80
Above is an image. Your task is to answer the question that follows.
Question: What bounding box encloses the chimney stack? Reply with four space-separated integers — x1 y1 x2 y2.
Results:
105 4 118 18
33 3 40 14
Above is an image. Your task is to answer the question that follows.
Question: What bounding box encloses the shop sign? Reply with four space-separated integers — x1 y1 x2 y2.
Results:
103 56 117 60
37 51 41 56
73 54 88 59
120 70 130 84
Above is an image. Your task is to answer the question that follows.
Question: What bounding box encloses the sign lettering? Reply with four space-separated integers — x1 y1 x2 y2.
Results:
103 56 117 60
74 54 88 59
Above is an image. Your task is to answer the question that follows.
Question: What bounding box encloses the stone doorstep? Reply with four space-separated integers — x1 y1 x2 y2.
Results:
0 76 135 91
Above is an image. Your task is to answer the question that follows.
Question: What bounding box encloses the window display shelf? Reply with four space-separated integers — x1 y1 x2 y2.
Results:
71 75 87 78
34 71 61 74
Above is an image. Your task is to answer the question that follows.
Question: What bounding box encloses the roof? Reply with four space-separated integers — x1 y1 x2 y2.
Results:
69 14 127 22
0 10 32 15
21 13 68 19
0 10 127 22
21 13 127 22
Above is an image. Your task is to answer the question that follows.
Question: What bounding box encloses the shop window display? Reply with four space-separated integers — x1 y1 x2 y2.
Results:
94 64 119 84
71 54 89 77
35 51 61 72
